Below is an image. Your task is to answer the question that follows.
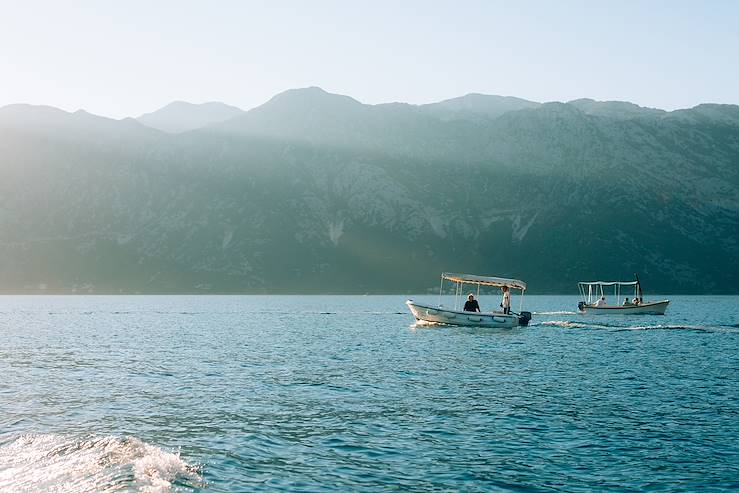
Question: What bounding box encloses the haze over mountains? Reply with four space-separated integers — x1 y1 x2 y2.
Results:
1 88 737 293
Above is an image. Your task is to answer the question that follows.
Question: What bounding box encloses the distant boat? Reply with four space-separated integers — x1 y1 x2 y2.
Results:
406 272 532 328
577 275 669 315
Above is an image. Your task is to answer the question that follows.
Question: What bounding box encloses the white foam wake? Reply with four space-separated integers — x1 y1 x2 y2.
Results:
537 320 596 329
0 434 202 493
537 320 722 332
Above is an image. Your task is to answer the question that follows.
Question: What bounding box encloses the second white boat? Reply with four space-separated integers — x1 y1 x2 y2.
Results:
577 277 669 315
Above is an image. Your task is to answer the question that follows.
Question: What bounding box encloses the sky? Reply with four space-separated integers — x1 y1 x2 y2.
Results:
0 0 737 119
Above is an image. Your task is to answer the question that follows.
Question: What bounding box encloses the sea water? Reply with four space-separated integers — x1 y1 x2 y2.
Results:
1 295 737 492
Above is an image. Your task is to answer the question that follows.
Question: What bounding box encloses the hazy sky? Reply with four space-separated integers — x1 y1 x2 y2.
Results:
1 0 737 118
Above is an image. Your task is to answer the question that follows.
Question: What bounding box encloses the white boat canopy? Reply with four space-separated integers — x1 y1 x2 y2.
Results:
442 273 526 290
578 281 639 286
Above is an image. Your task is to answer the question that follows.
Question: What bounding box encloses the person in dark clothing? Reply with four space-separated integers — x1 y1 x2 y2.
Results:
463 294 481 312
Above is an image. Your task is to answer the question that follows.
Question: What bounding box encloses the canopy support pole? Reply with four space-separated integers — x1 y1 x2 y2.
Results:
454 282 460 311
519 289 525 311
438 276 444 307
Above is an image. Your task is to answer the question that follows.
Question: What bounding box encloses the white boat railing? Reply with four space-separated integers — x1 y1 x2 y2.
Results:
438 272 526 314
578 277 645 306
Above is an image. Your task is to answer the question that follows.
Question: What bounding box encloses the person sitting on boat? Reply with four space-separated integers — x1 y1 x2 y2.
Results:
463 294 481 312
501 286 511 314
595 296 607 307
633 297 641 305
623 297 632 306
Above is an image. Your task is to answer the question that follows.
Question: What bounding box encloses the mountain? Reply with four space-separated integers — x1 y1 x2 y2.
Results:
216 87 487 161
566 98 666 119
421 93 540 121
666 103 739 125
0 90 737 294
0 104 155 140
217 87 368 140
137 101 243 133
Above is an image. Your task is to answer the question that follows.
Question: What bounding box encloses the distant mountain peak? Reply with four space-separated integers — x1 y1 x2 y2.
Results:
567 98 666 118
292 86 327 94
0 103 70 118
214 87 371 143
667 103 739 125
0 103 157 139
421 93 540 121
263 87 364 109
137 101 243 133
276 86 332 97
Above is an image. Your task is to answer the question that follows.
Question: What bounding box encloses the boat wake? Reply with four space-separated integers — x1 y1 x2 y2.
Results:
314 311 407 315
536 320 735 332
536 320 607 329
616 324 738 332
0 434 202 493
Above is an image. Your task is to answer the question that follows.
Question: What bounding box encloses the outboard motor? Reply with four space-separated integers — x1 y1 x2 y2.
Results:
518 311 532 326
577 301 586 312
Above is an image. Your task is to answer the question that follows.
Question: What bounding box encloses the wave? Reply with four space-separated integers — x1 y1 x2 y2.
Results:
410 320 451 329
0 434 202 493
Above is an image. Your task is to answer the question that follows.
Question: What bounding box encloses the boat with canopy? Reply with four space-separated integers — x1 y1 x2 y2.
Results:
406 272 532 328
577 275 669 315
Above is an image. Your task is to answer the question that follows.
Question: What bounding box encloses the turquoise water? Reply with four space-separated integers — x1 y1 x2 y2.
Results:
1 295 738 492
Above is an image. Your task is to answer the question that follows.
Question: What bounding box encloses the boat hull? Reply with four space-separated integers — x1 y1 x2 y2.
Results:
579 300 670 315
406 300 523 328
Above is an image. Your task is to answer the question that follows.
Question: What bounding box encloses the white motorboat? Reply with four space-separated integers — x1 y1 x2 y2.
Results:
577 276 669 315
406 273 532 328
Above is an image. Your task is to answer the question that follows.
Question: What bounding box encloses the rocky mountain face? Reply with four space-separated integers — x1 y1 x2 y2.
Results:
0 90 737 293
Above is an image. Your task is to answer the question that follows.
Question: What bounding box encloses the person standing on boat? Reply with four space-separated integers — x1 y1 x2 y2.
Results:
501 286 511 314
463 294 481 312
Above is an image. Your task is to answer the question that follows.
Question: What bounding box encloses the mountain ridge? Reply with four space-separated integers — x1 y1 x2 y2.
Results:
137 100 244 133
5 89 738 132
0 89 737 293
